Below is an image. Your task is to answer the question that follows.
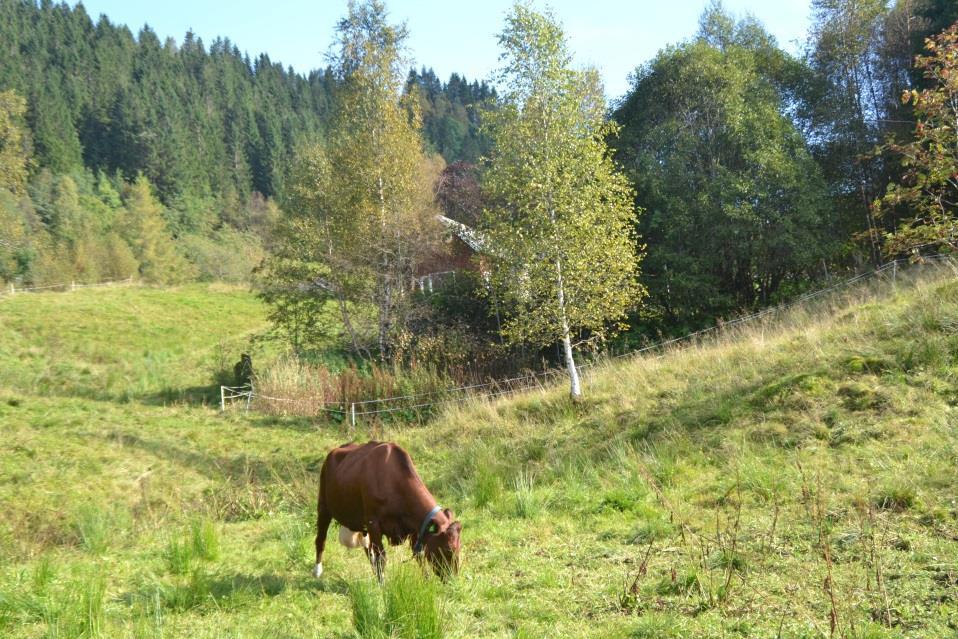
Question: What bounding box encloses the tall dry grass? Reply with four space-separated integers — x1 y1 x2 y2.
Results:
253 357 496 419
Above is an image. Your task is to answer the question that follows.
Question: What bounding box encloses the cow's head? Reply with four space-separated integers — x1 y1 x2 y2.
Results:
421 508 462 578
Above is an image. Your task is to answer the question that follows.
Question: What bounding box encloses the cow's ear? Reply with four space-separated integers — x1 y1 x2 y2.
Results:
442 508 455 520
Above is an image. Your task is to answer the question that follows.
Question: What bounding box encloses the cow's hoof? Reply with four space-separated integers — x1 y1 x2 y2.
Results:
313 563 323 579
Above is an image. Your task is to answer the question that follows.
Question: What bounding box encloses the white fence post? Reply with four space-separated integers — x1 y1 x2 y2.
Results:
351 403 356 429
8 283 14 295
220 386 226 412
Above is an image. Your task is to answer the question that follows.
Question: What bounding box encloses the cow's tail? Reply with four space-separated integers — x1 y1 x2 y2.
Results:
314 455 333 577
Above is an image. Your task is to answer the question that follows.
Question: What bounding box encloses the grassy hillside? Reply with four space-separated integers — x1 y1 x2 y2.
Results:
0 283 269 402
1 268 957 638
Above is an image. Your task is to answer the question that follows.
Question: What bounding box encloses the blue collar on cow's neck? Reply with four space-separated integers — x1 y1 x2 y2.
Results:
413 504 443 555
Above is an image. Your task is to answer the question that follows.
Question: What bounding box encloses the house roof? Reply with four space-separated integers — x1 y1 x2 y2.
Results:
435 214 491 254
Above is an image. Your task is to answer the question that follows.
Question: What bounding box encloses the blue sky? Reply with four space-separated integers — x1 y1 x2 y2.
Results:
72 1 813 100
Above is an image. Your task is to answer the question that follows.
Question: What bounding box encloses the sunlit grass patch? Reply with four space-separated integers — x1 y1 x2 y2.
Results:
512 470 543 519
348 563 446 639
0 283 270 400
73 504 116 555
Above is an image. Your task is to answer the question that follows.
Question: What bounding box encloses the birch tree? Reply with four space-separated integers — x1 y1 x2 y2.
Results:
482 3 643 399
261 0 439 359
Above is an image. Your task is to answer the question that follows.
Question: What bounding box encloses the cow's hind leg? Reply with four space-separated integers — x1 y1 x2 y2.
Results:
314 501 332 578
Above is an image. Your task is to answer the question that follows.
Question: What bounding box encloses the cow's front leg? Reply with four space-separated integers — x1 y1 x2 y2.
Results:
365 522 386 582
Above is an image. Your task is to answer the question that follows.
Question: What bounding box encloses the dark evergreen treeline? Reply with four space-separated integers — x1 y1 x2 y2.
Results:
0 0 337 210
0 0 493 210
0 0 493 286
405 67 496 164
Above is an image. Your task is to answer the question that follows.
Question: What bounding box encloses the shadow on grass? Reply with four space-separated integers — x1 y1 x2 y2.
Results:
120 570 350 612
246 413 347 433
93 430 317 483
2 383 223 409
119 571 313 609
141 384 223 407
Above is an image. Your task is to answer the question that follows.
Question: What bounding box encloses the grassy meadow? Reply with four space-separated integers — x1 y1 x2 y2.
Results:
0 283 270 402
1 269 958 637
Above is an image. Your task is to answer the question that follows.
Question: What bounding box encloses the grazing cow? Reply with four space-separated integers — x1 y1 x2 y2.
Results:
313 441 462 580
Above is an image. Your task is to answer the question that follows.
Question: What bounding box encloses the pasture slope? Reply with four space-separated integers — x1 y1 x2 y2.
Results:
1 271 957 638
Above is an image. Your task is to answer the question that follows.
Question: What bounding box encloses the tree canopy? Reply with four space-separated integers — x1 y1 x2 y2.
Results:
0 89 29 194
613 9 832 332
260 0 441 360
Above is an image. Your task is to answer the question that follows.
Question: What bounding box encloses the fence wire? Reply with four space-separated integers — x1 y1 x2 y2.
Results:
0 276 136 297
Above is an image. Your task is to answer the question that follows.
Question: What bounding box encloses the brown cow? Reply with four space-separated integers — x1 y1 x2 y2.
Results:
313 441 462 580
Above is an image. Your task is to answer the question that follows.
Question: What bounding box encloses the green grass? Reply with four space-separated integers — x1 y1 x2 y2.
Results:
1 267 958 637
348 564 446 639
0 282 269 402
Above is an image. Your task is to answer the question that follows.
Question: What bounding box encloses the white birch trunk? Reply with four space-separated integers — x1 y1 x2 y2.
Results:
377 174 389 361
555 258 582 399
561 325 582 399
